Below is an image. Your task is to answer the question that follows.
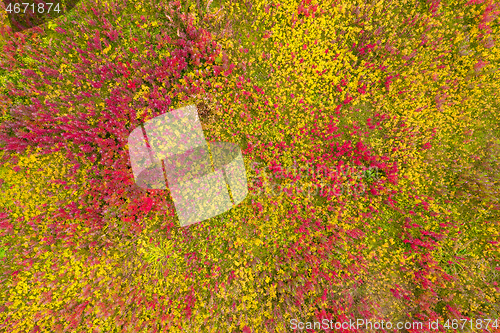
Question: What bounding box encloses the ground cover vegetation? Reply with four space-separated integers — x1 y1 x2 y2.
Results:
0 0 499 331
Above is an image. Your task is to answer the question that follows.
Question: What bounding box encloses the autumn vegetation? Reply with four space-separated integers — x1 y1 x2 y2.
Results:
0 0 499 332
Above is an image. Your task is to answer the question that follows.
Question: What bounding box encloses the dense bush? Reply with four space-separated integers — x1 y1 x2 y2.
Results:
0 0 499 332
